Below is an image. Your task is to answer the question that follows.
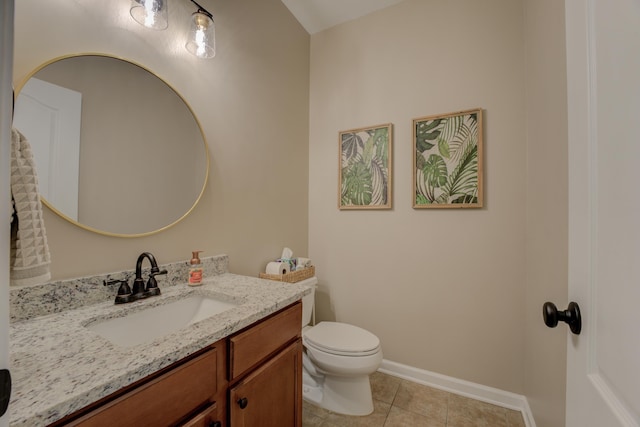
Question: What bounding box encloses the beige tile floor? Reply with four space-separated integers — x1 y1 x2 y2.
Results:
302 372 526 427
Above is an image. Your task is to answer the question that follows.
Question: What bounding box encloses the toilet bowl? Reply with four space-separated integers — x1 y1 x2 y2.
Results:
298 277 383 416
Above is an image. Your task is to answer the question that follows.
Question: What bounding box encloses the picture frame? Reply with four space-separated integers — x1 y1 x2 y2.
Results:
339 123 393 210
412 108 483 209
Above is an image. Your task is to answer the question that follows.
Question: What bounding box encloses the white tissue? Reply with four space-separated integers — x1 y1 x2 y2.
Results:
281 247 294 259
266 261 290 275
297 257 312 268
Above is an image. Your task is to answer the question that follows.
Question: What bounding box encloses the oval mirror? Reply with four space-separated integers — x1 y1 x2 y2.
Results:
13 54 209 237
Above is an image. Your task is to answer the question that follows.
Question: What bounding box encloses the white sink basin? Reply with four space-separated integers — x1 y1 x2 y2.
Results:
86 295 238 347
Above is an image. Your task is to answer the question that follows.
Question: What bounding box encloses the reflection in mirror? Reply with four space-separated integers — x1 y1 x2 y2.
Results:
13 55 209 237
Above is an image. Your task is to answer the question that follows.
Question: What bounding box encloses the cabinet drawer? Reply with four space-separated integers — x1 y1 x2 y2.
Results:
229 301 301 381
179 402 221 427
67 348 218 427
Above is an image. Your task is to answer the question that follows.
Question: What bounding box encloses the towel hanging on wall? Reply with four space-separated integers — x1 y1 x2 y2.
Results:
10 127 51 286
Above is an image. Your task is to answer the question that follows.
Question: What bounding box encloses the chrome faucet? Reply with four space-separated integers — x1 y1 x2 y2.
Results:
131 252 168 300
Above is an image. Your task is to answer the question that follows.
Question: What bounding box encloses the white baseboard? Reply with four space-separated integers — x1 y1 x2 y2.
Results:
378 359 537 427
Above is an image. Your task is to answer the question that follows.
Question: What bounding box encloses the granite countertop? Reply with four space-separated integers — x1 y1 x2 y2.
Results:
9 273 311 427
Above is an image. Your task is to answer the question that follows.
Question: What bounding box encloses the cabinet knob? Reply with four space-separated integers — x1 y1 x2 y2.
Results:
208 422 221 427
237 397 248 409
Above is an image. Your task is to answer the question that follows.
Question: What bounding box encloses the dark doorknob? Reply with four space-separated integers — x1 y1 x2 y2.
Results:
237 397 248 409
543 301 581 335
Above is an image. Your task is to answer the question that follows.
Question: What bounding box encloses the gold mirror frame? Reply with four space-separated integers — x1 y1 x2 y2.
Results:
14 53 210 238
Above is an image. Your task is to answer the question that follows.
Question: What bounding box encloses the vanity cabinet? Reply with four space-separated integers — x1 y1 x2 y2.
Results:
48 301 302 427
228 301 302 427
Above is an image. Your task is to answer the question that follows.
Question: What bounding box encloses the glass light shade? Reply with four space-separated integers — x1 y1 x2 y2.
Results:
185 12 216 59
130 0 168 30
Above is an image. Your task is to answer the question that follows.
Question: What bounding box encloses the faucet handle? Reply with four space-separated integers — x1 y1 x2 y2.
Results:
112 280 133 304
145 269 167 297
153 269 168 276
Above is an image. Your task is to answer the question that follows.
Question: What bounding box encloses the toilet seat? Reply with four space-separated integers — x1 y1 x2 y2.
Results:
303 322 380 357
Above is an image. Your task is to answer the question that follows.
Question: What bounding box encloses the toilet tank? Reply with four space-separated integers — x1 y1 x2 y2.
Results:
296 277 318 327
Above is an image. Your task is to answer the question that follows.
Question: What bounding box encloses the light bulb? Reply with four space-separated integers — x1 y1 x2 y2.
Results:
186 12 216 59
130 0 168 30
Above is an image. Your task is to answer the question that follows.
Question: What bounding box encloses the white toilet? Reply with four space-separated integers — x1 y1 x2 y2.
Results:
298 277 383 416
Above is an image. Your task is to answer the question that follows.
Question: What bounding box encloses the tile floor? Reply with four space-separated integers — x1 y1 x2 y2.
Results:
302 371 526 427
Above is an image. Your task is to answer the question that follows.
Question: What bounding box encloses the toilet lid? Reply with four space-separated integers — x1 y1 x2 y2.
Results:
303 322 380 356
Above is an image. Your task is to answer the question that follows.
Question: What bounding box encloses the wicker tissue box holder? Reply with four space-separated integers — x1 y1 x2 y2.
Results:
259 266 315 283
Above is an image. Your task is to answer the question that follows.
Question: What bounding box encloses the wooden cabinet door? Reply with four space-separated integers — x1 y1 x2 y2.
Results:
229 339 302 427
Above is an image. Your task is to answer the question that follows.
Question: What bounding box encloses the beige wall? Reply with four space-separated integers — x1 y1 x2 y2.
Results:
13 0 310 279
523 0 568 426
309 0 527 393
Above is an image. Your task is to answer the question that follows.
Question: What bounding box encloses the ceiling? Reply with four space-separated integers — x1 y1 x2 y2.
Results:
280 0 404 34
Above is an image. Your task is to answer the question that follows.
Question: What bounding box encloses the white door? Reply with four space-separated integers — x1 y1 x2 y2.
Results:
565 0 640 425
13 77 82 221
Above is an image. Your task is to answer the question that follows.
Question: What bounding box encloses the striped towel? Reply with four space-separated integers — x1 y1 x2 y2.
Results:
10 127 51 286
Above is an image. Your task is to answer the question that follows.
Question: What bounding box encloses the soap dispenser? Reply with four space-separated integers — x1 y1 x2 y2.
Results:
188 251 203 286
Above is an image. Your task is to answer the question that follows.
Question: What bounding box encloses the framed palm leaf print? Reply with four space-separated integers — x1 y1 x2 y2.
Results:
413 109 483 208
339 123 393 210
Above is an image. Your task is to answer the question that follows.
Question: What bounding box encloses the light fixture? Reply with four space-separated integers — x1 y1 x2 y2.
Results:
130 0 168 30
185 1 216 59
129 0 216 59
